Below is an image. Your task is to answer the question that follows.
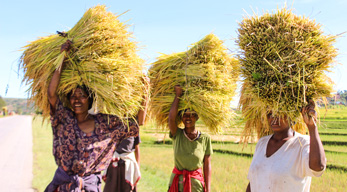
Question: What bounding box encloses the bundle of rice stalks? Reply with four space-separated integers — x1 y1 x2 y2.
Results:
237 8 338 142
20 5 146 118
149 34 239 133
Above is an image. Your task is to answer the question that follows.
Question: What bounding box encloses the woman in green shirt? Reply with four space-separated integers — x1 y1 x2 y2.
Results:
168 85 213 192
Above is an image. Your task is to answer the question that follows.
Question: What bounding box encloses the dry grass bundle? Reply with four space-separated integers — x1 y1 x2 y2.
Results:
149 34 239 133
237 8 338 142
20 5 146 118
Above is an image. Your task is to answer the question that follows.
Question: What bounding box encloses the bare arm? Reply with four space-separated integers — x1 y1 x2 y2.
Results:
168 85 183 136
246 183 251 192
47 61 64 110
47 40 72 112
136 100 148 126
203 155 211 192
302 100 326 171
135 144 140 167
137 76 150 126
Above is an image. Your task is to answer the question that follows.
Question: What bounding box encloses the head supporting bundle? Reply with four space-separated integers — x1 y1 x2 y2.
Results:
237 8 338 142
20 5 147 118
149 34 240 133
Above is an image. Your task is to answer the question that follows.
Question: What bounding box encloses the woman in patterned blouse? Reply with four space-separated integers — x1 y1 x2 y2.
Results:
44 40 147 192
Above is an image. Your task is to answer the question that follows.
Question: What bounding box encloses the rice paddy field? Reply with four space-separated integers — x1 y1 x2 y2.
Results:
32 106 347 192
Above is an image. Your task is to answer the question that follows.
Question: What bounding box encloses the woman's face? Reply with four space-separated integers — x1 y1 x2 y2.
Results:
182 112 198 128
69 88 90 114
267 113 290 132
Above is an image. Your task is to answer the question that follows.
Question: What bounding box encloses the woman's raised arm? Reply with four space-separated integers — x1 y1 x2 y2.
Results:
137 76 150 126
168 85 182 136
302 99 326 171
47 40 72 111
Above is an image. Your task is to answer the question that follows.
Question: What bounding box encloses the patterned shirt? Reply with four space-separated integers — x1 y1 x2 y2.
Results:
50 99 138 176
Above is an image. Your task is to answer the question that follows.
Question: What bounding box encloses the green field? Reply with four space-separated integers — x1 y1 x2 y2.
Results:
32 106 347 191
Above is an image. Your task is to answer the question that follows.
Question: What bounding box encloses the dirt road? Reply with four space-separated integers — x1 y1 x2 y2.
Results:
0 115 34 192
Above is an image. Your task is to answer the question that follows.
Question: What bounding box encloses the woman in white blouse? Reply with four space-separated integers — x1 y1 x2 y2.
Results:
246 100 326 192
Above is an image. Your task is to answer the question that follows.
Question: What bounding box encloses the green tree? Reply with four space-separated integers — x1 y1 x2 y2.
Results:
338 90 347 104
0 96 6 108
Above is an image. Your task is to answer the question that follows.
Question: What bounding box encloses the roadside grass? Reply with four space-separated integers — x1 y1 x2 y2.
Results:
137 144 252 192
319 106 347 119
324 145 347 153
311 168 347 192
209 153 251 191
325 152 347 167
139 118 347 191
32 116 56 192
319 128 347 134
32 106 347 191
319 121 347 130
137 142 347 192
209 143 347 171
213 141 347 154
137 145 173 192
213 142 256 154
320 134 347 142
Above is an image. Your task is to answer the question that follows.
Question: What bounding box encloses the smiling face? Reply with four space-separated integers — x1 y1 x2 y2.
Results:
182 111 199 128
69 88 90 115
267 112 290 132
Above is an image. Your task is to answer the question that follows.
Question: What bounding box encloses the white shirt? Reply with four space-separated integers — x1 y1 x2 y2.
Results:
248 132 325 192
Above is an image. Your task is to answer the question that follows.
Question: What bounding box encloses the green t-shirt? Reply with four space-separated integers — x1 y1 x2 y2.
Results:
169 128 213 192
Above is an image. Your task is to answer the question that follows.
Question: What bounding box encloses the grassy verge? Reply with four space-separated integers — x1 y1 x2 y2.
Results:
137 145 173 192
318 106 347 119
32 116 56 192
324 145 347 153
137 143 347 192
137 144 252 192
32 111 347 192
320 134 347 142
311 169 347 191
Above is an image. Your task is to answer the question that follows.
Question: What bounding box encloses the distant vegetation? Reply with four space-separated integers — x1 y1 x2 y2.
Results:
328 90 347 106
0 96 6 108
3 98 35 115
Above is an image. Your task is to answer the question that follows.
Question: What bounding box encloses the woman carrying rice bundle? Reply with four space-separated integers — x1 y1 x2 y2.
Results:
102 78 148 192
236 7 336 192
246 100 326 192
167 85 213 192
44 40 147 192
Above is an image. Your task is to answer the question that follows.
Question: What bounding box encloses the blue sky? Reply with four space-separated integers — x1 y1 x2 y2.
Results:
1 0 346 102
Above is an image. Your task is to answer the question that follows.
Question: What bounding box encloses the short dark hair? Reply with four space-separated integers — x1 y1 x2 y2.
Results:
67 85 94 110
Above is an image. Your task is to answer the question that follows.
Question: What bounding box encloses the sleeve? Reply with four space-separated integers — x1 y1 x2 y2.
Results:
134 134 141 145
50 98 70 127
301 138 326 177
205 134 213 156
169 128 181 140
169 131 174 139
254 137 265 152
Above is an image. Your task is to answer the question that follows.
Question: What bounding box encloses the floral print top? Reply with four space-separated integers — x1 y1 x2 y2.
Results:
50 99 138 176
